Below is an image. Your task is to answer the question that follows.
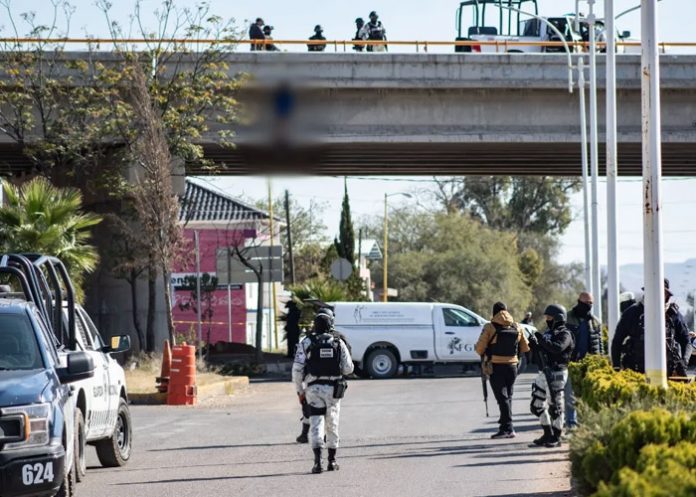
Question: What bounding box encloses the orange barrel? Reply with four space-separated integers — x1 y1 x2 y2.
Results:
167 343 197 405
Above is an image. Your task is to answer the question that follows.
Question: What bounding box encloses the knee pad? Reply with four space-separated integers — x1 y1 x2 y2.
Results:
309 405 327 416
530 383 546 417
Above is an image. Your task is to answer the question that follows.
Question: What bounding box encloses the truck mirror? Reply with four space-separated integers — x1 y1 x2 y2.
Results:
58 352 95 384
620 30 631 39
105 335 131 354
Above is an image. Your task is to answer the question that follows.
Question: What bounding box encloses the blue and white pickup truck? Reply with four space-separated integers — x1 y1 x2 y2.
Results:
0 268 94 497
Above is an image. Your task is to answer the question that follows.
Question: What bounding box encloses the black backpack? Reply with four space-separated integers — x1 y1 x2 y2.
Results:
487 323 520 358
306 333 342 377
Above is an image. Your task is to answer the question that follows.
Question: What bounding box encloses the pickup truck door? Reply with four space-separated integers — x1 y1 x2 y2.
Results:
75 309 110 439
434 307 483 361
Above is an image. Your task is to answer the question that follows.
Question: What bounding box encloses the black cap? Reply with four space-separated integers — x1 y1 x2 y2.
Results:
256 18 264 24
543 304 567 324
355 17 364 23
314 24 323 32
492 302 507 316
314 314 332 334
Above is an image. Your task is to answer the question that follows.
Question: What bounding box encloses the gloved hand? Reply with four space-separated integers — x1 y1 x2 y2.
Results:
534 331 545 344
298 392 306 405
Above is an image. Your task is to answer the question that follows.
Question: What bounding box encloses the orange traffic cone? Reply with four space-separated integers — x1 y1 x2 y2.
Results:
156 340 172 393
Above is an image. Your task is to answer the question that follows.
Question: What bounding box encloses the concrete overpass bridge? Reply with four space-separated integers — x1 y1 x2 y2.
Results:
1 52 695 176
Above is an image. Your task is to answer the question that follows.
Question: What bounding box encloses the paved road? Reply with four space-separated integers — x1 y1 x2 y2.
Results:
80 374 573 497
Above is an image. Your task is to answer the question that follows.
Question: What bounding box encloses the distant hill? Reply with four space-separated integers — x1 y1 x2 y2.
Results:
620 258 696 305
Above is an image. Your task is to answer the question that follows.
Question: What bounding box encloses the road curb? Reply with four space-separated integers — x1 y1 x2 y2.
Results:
129 376 250 405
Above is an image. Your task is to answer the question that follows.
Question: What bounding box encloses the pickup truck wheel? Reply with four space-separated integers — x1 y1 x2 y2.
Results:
95 399 132 467
55 455 75 497
366 349 399 379
74 409 86 482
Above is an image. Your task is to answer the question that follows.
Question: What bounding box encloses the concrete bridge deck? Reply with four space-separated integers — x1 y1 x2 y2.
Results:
1 53 695 176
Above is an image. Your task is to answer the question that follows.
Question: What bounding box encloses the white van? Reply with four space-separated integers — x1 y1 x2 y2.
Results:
332 302 533 379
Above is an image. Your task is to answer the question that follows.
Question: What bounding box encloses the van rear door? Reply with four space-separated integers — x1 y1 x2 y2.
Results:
433 307 482 361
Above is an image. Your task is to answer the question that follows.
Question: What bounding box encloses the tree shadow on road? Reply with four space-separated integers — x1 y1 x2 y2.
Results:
482 492 574 497
454 457 568 468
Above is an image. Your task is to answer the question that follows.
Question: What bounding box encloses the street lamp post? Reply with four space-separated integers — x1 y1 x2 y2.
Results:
606 0 620 344
641 0 667 387
578 58 593 293
383 192 412 303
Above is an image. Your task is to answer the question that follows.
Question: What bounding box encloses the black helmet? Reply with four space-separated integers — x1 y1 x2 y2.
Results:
316 307 335 323
369 11 378 18
543 304 567 325
313 314 333 334
355 17 364 24
314 24 323 32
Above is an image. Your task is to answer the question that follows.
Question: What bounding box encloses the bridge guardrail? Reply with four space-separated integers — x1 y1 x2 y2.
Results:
1 38 693 53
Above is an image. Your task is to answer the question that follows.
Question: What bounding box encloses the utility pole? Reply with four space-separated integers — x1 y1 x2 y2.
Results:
268 180 279 351
284 190 295 286
382 193 388 303
606 0 620 345
587 0 602 324
578 58 593 294
194 230 202 349
641 0 667 387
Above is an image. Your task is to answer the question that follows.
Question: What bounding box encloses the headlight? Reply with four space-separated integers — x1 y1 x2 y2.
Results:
3 403 51 450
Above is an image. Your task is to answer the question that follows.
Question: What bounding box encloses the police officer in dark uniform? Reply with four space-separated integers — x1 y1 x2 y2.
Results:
564 292 602 429
292 313 353 473
528 304 574 448
611 279 690 377
308 25 327 52
353 17 366 51
364 11 387 52
249 18 265 51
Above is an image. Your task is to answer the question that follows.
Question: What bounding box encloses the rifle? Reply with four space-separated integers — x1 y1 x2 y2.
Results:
481 357 489 417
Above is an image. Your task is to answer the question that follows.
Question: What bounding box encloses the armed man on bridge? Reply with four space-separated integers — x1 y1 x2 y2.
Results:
292 311 354 473
528 304 574 448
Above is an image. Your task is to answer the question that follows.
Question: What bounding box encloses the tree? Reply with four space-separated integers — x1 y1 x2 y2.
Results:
360 207 533 316
0 177 102 296
334 179 356 265
432 176 581 236
126 63 185 348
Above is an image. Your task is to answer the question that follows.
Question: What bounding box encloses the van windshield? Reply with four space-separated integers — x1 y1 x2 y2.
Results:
0 314 44 370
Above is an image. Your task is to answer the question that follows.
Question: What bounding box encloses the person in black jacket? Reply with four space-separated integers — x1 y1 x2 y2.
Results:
564 292 602 429
308 25 327 52
249 18 265 51
611 279 690 377
528 304 574 448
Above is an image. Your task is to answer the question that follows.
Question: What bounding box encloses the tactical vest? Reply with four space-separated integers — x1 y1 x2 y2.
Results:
488 324 519 357
306 334 342 377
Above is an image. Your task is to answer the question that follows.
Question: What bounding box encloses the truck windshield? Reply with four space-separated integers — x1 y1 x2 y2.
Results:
0 315 44 370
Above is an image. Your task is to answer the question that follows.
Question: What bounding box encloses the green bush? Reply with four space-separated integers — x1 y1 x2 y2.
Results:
593 443 696 497
569 355 696 410
570 408 696 494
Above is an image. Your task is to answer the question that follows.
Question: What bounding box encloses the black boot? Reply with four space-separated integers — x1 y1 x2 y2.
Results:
296 424 309 444
312 448 323 474
544 428 563 448
533 425 553 446
327 448 339 471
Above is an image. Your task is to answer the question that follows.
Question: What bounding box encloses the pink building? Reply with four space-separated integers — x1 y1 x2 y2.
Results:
173 179 280 347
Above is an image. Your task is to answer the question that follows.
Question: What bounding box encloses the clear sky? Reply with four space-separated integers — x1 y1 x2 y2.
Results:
4 1 695 267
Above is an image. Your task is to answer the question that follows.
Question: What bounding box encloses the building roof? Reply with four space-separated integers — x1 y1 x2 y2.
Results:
179 179 273 223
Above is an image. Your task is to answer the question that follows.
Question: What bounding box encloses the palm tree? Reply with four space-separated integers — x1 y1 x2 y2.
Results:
0 178 102 293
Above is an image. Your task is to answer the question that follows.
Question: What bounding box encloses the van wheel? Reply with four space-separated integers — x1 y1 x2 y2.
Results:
366 349 399 379
96 399 132 467
74 409 86 482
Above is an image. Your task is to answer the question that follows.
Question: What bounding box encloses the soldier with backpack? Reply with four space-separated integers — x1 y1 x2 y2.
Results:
475 302 530 439
292 311 354 474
